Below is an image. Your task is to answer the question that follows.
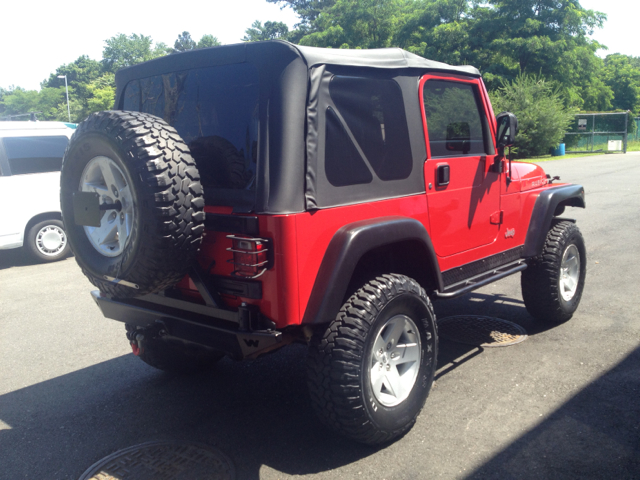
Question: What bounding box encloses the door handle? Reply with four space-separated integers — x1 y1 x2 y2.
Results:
436 164 450 186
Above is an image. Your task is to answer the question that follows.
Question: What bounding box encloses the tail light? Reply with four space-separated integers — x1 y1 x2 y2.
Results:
226 235 272 278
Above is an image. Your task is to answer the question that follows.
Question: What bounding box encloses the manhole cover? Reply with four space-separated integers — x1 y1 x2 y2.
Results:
437 315 527 347
79 441 235 480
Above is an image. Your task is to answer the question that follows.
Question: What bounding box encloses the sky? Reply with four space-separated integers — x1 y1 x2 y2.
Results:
0 0 299 91
1 0 638 92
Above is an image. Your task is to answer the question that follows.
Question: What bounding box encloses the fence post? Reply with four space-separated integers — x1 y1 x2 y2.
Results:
624 112 628 154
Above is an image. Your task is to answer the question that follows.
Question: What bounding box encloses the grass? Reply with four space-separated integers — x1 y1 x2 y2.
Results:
627 139 640 151
517 152 605 162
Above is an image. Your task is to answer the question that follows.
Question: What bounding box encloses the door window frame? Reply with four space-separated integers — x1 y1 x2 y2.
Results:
418 74 497 160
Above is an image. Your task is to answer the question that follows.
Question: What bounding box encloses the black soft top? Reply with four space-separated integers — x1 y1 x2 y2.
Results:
115 41 479 93
115 41 483 214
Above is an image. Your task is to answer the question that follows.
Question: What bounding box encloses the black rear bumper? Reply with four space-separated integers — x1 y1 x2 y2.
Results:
91 291 283 360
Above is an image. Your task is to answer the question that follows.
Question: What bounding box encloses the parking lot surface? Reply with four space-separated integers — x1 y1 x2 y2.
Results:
1 153 639 479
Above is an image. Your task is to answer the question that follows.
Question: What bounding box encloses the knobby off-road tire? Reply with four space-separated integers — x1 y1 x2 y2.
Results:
60 111 205 298
24 218 70 263
307 274 438 445
126 325 224 373
521 221 586 324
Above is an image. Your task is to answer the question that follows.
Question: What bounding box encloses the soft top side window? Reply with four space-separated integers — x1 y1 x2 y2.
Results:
325 75 413 187
423 80 491 157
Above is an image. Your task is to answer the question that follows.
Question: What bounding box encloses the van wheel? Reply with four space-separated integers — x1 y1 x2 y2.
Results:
60 111 205 298
307 274 438 445
24 219 70 262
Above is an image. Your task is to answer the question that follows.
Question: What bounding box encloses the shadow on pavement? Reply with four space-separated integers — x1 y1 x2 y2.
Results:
0 290 558 479
0 248 73 270
465 345 640 479
0 345 376 479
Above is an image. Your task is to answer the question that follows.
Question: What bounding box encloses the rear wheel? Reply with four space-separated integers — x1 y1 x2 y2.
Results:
24 219 70 263
521 221 586 324
307 274 438 445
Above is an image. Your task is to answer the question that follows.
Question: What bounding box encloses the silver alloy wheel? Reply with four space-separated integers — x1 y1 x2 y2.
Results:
79 156 134 257
35 225 67 256
559 244 580 301
369 314 422 407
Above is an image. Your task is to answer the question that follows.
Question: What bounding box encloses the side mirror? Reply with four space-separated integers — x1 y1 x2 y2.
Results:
496 112 517 148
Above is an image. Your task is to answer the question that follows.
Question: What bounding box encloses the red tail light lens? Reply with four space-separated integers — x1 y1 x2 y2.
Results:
226 235 271 278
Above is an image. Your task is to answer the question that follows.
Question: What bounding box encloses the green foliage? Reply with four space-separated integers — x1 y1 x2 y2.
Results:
1 88 42 118
173 31 221 52
243 20 290 41
101 33 169 73
173 31 197 52
298 0 412 49
267 0 336 26
603 54 640 113
490 74 575 158
197 35 221 48
42 55 102 91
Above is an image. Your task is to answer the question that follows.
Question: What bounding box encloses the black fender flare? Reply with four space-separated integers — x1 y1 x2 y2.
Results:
301 216 443 324
523 184 586 258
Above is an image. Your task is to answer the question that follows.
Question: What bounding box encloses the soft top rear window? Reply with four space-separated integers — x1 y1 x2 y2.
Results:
3 136 69 175
123 63 260 209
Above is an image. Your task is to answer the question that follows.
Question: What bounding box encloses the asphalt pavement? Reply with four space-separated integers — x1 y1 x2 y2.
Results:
0 153 639 479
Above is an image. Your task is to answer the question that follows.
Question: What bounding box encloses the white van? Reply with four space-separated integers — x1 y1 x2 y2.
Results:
0 122 75 262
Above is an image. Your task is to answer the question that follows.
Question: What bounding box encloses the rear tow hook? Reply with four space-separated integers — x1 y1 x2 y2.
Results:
130 333 144 356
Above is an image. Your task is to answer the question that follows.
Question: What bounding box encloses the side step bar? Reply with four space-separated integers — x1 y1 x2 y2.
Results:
435 260 527 299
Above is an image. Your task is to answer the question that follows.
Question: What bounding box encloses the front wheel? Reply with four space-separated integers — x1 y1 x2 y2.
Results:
307 274 438 445
521 221 586 324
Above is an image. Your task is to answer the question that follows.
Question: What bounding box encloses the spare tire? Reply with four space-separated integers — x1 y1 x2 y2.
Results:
60 111 205 298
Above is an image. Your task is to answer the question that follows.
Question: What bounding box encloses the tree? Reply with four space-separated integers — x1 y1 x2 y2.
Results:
1 88 41 119
602 54 640 113
173 31 197 52
297 0 412 49
490 74 575 158
42 56 102 90
102 33 169 73
172 31 221 52
197 34 221 48
85 74 116 113
267 0 336 27
0 86 66 121
243 20 290 41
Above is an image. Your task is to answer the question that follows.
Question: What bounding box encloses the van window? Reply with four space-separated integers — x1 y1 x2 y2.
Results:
3 136 69 175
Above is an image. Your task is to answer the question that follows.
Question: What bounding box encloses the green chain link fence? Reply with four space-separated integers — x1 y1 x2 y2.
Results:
563 112 632 153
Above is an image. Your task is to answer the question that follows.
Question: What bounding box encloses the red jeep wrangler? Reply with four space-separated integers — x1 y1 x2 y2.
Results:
60 41 586 445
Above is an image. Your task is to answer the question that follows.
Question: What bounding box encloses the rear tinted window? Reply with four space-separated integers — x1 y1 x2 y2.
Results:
123 63 259 207
326 76 412 186
3 136 69 175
